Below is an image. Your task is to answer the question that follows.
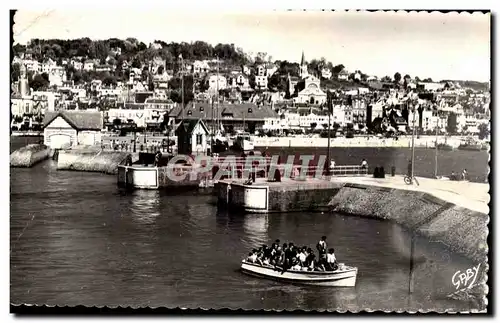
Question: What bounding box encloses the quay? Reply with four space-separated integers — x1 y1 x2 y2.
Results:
116 154 368 190
216 175 489 214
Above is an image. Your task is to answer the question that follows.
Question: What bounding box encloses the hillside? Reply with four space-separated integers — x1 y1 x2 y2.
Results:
440 79 490 92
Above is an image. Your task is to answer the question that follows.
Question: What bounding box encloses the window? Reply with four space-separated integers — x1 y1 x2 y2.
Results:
196 134 203 145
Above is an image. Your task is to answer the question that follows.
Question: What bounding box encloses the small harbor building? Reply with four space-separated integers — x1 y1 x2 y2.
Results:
43 110 103 149
175 118 209 155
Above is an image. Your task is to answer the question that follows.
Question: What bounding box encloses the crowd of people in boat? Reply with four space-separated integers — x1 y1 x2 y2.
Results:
245 236 338 272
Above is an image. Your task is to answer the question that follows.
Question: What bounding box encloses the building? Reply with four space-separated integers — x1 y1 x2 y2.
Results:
206 74 227 94
408 108 435 131
229 73 250 89
175 119 209 155
337 69 349 81
321 68 332 79
169 102 279 134
48 66 67 87
417 82 445 92
192 60 211 76
256 65 266 77
23 59 40 73
41 58 57 74
255 75 268 90
43 110 103 149
266 64 278 77
242 65 251 76
95 65 113 72
71 59 83 70
366 101 384 126
351 97 367 129
292 75 327 105
83 60 96 71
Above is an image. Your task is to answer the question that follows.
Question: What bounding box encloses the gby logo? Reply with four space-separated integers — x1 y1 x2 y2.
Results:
451 264 481 291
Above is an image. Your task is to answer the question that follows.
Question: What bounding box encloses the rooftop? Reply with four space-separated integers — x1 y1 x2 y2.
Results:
43 110 103 131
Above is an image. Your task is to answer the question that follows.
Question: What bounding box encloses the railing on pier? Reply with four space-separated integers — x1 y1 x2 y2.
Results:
207 156 369 180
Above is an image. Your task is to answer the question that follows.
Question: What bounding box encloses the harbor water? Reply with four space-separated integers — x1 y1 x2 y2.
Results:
10 137 488 311
10 164 485 311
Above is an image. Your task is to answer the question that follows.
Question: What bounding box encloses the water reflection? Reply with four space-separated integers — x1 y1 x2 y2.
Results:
243 214 269 247
128 190 160 225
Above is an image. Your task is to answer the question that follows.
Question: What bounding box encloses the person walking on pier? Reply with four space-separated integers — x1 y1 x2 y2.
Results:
462 169 468 181
329 159 336 174
361 159 368 170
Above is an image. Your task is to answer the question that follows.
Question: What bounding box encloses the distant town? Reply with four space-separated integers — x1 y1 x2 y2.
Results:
11 38 491 148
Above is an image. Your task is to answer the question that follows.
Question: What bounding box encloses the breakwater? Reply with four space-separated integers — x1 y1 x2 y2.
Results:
57 148 139 175
254 135 480 149
217 176 489 263
328 181 488 263
10 144 50 168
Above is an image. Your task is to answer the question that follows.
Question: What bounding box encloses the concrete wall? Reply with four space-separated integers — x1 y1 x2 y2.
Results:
117 165 211 189
253 136 472 148
57 149 137 175
10 144 50 167
328 184 488 263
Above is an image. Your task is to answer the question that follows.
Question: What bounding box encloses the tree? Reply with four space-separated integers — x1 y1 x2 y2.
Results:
103 75 117 87
131 58 142 69
478 123 490 140
248 74 256 90
310 122 317 131
394 72 402 84
423 78 433 82
72 71 83 84
11 63 20 82
30 73 50 91
268 73 288 92
168 74 194 104
446 113 458 135
414 76 421 83
381 75 392 83
332 64 345 74
308 59 322 77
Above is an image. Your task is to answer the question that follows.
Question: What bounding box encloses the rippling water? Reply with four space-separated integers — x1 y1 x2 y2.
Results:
10 158 485 311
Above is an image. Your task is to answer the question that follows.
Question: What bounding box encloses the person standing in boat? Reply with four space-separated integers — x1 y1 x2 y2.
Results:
326 248 337 271
317 236 328 256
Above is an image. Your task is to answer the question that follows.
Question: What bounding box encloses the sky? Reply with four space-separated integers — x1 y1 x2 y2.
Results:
13 9 491 82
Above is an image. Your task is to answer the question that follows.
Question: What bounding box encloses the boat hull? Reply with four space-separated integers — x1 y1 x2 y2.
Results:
241 261 357 287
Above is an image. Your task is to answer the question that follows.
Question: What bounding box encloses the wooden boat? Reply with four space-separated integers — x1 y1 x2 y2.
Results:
240 260 358 287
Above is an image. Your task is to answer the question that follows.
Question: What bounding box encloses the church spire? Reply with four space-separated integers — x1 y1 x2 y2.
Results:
301 50 305 66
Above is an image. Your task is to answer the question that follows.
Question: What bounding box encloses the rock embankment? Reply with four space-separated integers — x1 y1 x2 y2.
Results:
57 147 139 175
10 144 50 168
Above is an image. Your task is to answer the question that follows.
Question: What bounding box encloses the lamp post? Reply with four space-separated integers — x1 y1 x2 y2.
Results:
326 92 332 176
410 96 417 182
133 124 137 153
434 110 439 178
180 54 185 121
